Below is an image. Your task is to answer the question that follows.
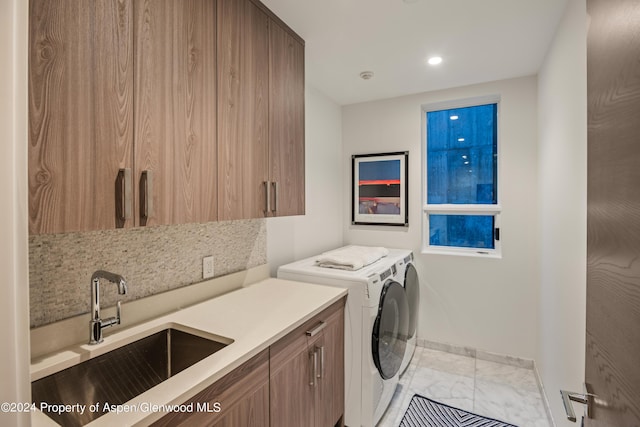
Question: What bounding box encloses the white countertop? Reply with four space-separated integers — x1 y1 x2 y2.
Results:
31 278 347 426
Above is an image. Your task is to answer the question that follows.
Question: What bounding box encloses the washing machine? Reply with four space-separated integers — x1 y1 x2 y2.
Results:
277 247 409 427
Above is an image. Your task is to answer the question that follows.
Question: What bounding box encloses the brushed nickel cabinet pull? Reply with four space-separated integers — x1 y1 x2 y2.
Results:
272 181 279 214
117 168 132 221
306 321 326 337
316 345 324 379
141 170 154 220
264 181 271 215
309 350 317 387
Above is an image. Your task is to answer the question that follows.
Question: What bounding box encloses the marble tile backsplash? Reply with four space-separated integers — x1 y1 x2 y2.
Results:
29 219 267 328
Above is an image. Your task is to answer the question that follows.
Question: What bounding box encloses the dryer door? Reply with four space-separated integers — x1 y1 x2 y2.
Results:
405 263 420 340
371 279 409 380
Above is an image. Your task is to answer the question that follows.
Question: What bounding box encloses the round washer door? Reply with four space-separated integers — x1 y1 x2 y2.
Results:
405 263 420 340
371 279 409 380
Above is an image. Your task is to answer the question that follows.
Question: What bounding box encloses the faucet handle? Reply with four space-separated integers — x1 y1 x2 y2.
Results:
116 300 122 325
100 301 123 329
118 280 127 295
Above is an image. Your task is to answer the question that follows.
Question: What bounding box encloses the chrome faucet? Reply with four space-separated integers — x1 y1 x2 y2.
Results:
89 270 127 345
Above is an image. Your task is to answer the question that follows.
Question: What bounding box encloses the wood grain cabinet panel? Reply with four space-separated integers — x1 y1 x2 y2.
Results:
218 0 305 220
317 306 345 427
270 299 345 427
270 337 318 427
268 21 305 217
134 0 217 227
217 0 269 220
28 0 134 234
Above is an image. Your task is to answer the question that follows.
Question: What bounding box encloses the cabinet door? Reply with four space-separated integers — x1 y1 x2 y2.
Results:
268 21 305 217
217 0 269 220
270 334 318 427
29 0 134 234
271 299 345 427
134 0 217 227
317 305 345 427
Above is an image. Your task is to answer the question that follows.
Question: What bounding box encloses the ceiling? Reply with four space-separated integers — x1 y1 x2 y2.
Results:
260 0 569 105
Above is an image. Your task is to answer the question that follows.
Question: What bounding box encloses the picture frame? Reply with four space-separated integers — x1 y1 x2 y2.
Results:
352 151 409 226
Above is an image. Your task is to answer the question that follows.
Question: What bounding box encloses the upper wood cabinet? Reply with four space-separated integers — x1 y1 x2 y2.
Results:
29 0 134 234
218 0 305 220
268 20 305 217
217 0 269 221
134 0 217 227
29 0 304 234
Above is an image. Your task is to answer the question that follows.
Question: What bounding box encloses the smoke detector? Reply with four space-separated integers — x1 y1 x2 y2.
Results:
359 71 374 80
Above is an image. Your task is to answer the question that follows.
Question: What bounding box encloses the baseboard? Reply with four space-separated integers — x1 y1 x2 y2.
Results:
417 339 533 369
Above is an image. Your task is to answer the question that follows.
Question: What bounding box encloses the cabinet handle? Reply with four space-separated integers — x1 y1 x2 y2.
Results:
264 181 271 215
309 350 317 387
117 168 132 222
271 181 279 214
316 345 324 379
306 321 326 337
141 170 154 220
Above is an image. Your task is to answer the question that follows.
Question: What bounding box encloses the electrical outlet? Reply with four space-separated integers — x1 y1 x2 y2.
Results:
203 256 214 279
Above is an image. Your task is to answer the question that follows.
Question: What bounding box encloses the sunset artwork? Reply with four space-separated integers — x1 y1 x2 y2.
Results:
358 159 401 215
352 152 408 226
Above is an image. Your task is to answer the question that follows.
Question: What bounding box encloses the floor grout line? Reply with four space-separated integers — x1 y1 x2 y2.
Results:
472 351 477 413
381 345 551 427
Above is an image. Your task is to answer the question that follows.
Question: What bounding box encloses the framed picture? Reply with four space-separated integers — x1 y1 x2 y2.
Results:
352 151 408 226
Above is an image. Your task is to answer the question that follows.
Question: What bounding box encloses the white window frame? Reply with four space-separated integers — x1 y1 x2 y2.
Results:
421 95 502 258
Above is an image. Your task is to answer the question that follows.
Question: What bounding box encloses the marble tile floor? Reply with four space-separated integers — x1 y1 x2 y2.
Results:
377 346 551 427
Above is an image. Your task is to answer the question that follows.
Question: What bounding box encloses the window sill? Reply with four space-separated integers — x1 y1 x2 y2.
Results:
421 247 502 259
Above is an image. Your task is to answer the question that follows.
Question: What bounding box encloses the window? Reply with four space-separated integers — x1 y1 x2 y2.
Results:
422 98 501 256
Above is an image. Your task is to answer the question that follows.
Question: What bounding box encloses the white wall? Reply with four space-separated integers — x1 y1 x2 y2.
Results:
267 85 344 274
0 0 31 425
342 77 540 359
537 0 587 425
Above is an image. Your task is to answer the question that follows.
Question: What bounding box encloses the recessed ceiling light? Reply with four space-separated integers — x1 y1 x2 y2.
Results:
359 71 374 80
450 115 459 120
458 138 465 142
427 56 443 66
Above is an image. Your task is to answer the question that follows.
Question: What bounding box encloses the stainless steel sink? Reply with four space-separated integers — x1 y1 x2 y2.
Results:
32 327 231 426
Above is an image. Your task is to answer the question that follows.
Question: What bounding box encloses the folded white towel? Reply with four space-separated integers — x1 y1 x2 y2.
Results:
315 246 389 271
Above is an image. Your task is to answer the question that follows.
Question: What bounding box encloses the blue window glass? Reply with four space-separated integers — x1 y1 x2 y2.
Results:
427 104 497 205
426 103 498 251
429 215 495 249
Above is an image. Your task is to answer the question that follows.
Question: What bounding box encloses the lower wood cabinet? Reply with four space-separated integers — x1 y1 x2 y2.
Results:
153 298 345 427
270 299 345 427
